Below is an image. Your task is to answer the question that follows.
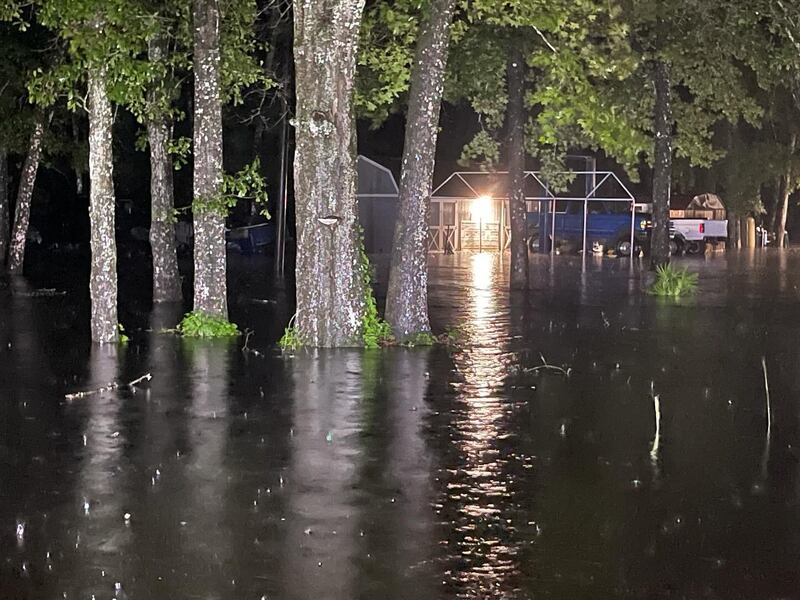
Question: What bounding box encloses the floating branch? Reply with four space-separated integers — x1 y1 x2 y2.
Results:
650 391 661 462
13 288 66 298
241 329 264 357
65 373 152 400
649 380 662 483
524 353 572 376
526 364 572 376
762 357 772 443
760 357 772 481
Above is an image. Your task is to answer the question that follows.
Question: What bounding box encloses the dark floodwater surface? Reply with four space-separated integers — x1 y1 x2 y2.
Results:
2 251 800 599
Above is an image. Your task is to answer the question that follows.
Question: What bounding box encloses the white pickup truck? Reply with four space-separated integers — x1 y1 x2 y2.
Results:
670 218 728 255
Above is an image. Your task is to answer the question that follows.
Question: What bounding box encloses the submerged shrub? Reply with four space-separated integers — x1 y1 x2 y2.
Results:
403 331 437 347
279 314 303 350
278 326 303 350
178 311 240 338
359 246 394 348
650 264 698 297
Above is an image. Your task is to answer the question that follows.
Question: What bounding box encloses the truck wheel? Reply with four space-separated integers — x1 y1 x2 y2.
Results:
686 240 703 255
615 238 633 257
669 239 686 256
669 239 678 255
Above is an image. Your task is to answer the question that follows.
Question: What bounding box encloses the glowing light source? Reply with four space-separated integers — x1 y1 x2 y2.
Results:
470 195 493 223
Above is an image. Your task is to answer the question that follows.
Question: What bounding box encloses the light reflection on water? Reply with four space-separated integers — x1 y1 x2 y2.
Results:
2 251 800 599
441 253 521 597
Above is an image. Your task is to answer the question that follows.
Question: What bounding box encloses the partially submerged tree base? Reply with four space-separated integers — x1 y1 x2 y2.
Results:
177 311 240 337
279 249 393 350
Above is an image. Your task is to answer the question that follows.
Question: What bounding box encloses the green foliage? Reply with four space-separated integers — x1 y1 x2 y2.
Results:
220 0 273 105
359 246 394 348
194 157 269 217
444 324 466 344
134 131 192 170
441 0 773 186
278 313 302 350
117 323 129 344
278 326 303 351
168 136 192 170
459 129 501 167
356 0 419 124
403 331 436 347
650 264 698 297
177 311 240 338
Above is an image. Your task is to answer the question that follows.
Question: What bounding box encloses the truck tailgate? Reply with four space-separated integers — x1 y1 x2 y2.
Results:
704 220 728 237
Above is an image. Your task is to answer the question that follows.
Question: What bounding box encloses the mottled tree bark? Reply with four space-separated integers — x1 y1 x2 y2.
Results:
293 0 367 347
192 0 227 318
385 0 457 340
728 212 740 249
88 66 119 343
0 147 8 265
148 36 182 303
769 179 782 237
7 112 48 275
650 59 673 269
776 133 796 249
507 45 528 290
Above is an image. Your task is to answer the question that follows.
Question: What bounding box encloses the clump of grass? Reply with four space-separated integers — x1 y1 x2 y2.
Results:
118 323 129 345
650 264 698 297
402 331 437 347
443 325 466 344
177 311 240 338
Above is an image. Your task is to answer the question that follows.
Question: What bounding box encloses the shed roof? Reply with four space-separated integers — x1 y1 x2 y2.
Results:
357 155 399 197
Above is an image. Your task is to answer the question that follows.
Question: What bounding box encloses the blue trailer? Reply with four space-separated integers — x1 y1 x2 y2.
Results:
225 222 276 255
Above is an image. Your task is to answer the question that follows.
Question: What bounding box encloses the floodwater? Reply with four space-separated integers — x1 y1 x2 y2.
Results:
2 249 800 599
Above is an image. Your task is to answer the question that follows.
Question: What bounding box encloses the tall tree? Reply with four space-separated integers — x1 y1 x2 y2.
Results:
0 18 55 272
86 63 118 342
7 110 49 275
507 44 528 289
385 0 458 340
292 0 367 347
146 32 182 303
30 0 154 342
617 0 763 266
649 58 672 267
775 132 797 247
192 0 227 318
0 147 8 265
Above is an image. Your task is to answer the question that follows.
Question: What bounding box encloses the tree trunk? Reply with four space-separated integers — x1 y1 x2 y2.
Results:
385 0 457 340
293 0 367 347
650 59 673 269
507 44 528 290
88 66 119 343
148 36 182 303
728 212 740 249
7 111 48 275
769 179 782 236
192 0 227 318
776 133 796 249
0 146 8 266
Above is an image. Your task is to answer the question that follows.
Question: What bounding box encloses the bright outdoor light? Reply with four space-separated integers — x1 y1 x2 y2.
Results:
471 195 493 222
